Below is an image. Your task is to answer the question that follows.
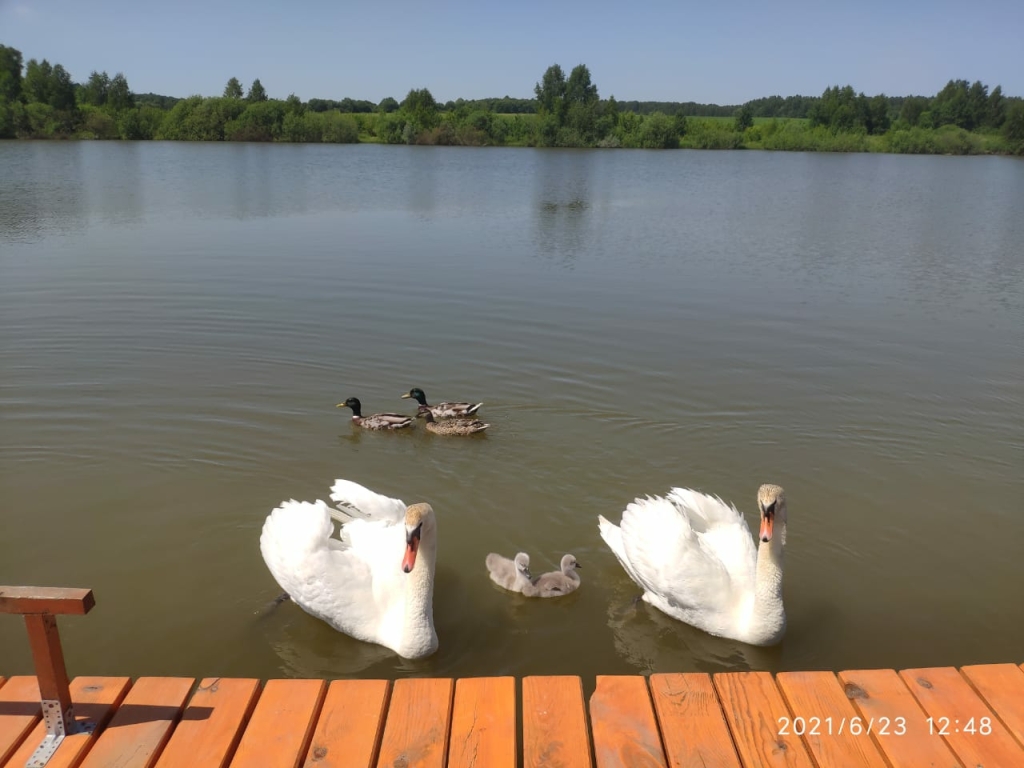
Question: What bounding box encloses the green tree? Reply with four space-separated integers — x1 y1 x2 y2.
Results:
734 104 754 131
377 96 398 113
49 64 76 112
246 78 268 102
22 58 54 105
80 71 110 106
106 73 134 112
898 96 929 127
1004 101 1024 153
0 44 24 103
224 77 244 99
535 64 566 121
284 93 304 115
986 86 1006 129
400 87 439 138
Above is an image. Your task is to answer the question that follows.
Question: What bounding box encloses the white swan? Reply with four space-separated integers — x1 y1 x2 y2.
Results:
260 479 438 659
598 484 787 646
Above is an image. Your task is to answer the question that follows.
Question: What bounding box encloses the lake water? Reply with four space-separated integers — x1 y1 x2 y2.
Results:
1 141 1022 687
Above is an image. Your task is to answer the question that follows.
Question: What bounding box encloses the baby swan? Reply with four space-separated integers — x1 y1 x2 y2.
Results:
401 387 482 420
524 554 581 598
337 397 413 430
485 552 533 593
418 410 489 436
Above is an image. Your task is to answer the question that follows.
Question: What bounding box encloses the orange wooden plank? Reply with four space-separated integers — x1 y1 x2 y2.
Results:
301 679 389 768
962 663 1024 750
901 666 1024 768
376 678 453 768
4 676 131 768
649 673 742 768
712 672 815 768
154 677 259 768
589 676 666 768
0 676 41 766
447 677 516 768
79 677 194 768
522 675 593 768
776 671 888 768
838 668 961 768
229 679 325 768
0 587 94 616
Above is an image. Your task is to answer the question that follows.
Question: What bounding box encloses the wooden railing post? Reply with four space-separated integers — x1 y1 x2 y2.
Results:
0 586 96 767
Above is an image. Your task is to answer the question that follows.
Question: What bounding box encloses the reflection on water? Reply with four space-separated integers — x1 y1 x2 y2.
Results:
533 150 594 267
0 142 1022 683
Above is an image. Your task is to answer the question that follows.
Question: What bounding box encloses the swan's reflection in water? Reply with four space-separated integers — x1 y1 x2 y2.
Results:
605 578 782 674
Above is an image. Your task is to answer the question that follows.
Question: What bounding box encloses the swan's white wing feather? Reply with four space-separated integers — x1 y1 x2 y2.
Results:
666 488 758 591
260 499 402 644
598 515 645 587
329 479 406 524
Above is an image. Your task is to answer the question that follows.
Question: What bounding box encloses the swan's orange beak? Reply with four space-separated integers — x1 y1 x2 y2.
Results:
759 512 774 543
402 527 421 573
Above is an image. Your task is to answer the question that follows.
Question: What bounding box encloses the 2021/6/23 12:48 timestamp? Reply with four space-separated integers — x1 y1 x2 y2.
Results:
927 716 993 735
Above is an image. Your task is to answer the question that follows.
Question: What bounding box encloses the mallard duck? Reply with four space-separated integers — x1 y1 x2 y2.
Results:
401 387 482 419
599 484 788 646
337 397 414 430
418 410 489 436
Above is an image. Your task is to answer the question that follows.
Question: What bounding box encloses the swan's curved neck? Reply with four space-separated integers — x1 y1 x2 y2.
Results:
754 526 785 615
403 533 437 627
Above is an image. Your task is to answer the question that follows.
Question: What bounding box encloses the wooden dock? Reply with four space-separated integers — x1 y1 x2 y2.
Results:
3 589 1024 767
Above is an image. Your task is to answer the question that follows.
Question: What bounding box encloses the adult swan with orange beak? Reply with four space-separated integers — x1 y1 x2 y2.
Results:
599 484 788 646
260 479 439 659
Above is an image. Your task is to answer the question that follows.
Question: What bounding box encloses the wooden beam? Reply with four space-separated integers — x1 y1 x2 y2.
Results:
24 614 73 712
0 587 94 616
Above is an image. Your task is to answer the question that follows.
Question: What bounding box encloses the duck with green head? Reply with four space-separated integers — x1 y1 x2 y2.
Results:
401 387 482 420
337 397 414 430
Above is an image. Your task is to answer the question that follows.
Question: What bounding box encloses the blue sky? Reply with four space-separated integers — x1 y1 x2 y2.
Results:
2 0 1022 104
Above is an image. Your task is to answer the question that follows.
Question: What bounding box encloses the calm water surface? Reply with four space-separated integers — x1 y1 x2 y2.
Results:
1 142 1022 685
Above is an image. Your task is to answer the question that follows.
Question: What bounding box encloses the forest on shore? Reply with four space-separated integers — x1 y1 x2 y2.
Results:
2 43 1022 155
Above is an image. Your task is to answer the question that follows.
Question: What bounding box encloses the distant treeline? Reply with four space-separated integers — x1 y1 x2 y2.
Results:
2 43 1022 155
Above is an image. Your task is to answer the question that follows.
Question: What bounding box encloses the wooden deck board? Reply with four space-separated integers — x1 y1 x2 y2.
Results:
522 675 593 768
4 676 131 768
301 679 389 768
837 668 960 768
153 677 259 768
649 673 741 768
901 666 1024 768
447 677 516 768
776 671 888 768
78 677 194 768
0 676 41 767
376 678 453 768
589 675 666 768
961 663 1024 750
230 679 325 768
713 672 815 768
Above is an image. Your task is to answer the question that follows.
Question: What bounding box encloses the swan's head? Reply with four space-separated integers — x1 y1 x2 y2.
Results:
757 484 786 544
514 552 531 578
560 554 581 573
401 388 428 405
401 503 434 573
336 397 361 415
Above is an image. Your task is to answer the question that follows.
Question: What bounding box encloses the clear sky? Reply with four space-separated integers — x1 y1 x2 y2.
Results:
2 0 1022 104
